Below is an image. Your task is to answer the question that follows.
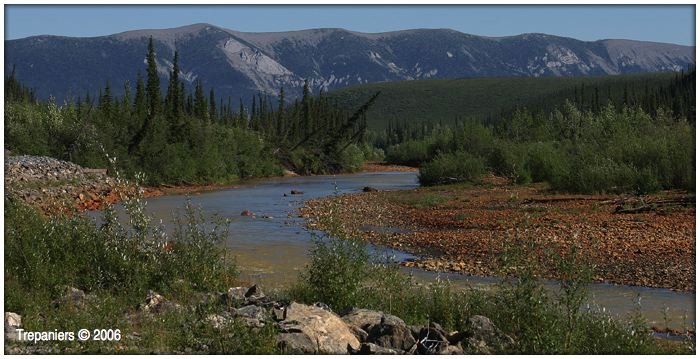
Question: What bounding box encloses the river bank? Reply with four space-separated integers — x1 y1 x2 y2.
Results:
3 155 415 214
300 177 696 292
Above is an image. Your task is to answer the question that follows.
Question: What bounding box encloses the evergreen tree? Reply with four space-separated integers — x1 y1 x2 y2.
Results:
146 37 162 117
209 88 217 121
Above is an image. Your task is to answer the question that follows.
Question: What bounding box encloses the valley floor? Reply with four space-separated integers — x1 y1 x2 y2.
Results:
300 176 696 292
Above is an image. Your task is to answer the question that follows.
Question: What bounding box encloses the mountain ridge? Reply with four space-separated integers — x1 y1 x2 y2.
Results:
5 23 695 101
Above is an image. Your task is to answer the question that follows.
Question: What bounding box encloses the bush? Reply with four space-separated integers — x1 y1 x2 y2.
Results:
5 178 237 304
419 151 486 186
488 143 532 184
287 229 683 354
338 144 366 173
288 236 369 312
525 142 569 184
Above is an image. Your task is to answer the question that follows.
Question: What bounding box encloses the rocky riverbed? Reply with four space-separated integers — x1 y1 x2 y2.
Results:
300 180 696 292
4 154 127 213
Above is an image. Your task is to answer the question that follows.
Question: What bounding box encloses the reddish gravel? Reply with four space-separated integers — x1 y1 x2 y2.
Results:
300 181 695 292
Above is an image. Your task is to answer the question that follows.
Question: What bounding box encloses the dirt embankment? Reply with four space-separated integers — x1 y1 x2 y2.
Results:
300 179 695 292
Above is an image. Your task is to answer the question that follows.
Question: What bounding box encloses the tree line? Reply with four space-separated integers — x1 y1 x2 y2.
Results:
5 37 380 184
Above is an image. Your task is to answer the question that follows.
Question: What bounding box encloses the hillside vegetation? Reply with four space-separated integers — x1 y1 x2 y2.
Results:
329 72 687 130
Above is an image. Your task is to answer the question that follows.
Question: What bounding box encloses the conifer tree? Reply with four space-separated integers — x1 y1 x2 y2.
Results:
209 88 217 121
146 37 162 117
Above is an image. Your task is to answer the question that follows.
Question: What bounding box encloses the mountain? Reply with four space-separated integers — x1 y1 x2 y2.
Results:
5 23 695 102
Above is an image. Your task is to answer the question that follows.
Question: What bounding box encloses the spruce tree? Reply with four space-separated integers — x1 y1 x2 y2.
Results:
146 37 162 117
209 88 217 121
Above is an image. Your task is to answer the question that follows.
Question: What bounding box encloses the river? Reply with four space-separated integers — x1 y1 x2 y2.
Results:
113 171 695 332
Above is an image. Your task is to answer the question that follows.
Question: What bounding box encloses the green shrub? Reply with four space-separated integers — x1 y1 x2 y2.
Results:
525 142 569 184
419 151 486 186
289 236 369 312
488 143 532 184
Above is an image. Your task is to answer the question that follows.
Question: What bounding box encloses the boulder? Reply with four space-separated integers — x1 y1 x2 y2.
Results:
342 308 405 332
5 312 21 341
367 319 415 352
439 344 465 355
277 332 317 354
353 342 401 355
222 285 266 306
222 287 248 305
416 323 450 354
234 305 267 328
464 315 514 354
278 302 360 354
60 286 89 309
347 324 369 343
363 186 379 192
290 190 304 195
245 284 266 304
272 307 286 321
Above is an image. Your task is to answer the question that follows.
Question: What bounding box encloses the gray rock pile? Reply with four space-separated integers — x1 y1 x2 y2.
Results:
4 154 117 211
5 283 514 355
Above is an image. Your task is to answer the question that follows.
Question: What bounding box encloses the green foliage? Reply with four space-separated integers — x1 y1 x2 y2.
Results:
289 236 370 312
4 177 237 303
381 73 694 194
5 42 377 185
287 230 686 354
487 142 531 185
419 151 486 186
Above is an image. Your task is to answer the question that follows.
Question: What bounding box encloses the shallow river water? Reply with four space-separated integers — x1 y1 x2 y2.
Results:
112 171 694 331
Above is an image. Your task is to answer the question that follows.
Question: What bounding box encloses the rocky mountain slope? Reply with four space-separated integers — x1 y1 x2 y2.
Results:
5 23 695 101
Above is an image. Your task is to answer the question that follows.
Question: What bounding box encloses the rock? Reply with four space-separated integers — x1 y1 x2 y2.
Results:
347 324 369 343
416 323 450 354
272 307 286 321
240 210 253 217
5 312 21 329
60 286 89 308
342 308 405 332
446 330 467 344
234 305 267 328
290 190 304 195
464 315 514 353
140 291 181 314
279 302 360 354
366 318 415 352
244 284 266 304
222 287 248 305
207 314 231 330
277 332 317 354
5 312 21 341
363 186 379 192
439 344 465 355
353 342 401 355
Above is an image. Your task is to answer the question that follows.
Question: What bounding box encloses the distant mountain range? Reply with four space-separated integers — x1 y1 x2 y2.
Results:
5 23 695 101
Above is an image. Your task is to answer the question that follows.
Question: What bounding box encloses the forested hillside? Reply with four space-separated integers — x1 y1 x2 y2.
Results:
5 38 379 185
329 71 694 131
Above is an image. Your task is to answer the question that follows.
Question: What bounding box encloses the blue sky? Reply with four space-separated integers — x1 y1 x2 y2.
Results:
4 5 695 46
